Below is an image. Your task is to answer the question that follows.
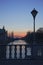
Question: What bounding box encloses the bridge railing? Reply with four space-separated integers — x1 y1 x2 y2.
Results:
0 44 43 60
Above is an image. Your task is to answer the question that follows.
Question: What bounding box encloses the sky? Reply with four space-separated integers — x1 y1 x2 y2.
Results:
0 0 43 37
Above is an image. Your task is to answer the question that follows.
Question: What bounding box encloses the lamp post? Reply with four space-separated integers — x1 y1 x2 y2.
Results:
31 8 38 43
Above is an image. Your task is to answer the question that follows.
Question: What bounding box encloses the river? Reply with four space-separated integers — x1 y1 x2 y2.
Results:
9 40 27 45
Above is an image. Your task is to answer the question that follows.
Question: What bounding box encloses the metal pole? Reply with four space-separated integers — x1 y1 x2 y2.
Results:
33 17 35 43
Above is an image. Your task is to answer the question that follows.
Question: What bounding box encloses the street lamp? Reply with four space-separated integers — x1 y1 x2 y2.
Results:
31 8 38 43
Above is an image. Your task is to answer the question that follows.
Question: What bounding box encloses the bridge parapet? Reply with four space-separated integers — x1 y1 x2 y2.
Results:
0 44 43 60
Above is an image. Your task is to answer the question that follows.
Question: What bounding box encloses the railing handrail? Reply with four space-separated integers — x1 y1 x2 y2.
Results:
0 43 43 46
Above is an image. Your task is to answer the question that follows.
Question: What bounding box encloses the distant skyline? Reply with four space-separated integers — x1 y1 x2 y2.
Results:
0 0 43 37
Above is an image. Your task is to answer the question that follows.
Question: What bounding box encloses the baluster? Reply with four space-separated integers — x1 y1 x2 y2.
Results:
15 45 17 59
6 46 10 59
25 45 27 58
9 45 11 59
22 45 25 59
27 47 31 56
20 45 22 59
11 45 15 59
16 45 20 59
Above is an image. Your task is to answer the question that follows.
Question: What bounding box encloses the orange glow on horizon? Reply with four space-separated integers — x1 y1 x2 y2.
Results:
8 30 32 38
14 32 27 38
8 31 27 37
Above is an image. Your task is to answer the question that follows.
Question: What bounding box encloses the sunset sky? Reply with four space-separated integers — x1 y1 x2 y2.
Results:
0 0 43 37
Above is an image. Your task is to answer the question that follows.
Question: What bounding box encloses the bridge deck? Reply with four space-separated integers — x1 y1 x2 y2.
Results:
0 59 43 65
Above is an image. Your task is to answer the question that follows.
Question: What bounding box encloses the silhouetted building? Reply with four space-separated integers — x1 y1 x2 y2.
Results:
0 26 7 44
37 28 43 33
